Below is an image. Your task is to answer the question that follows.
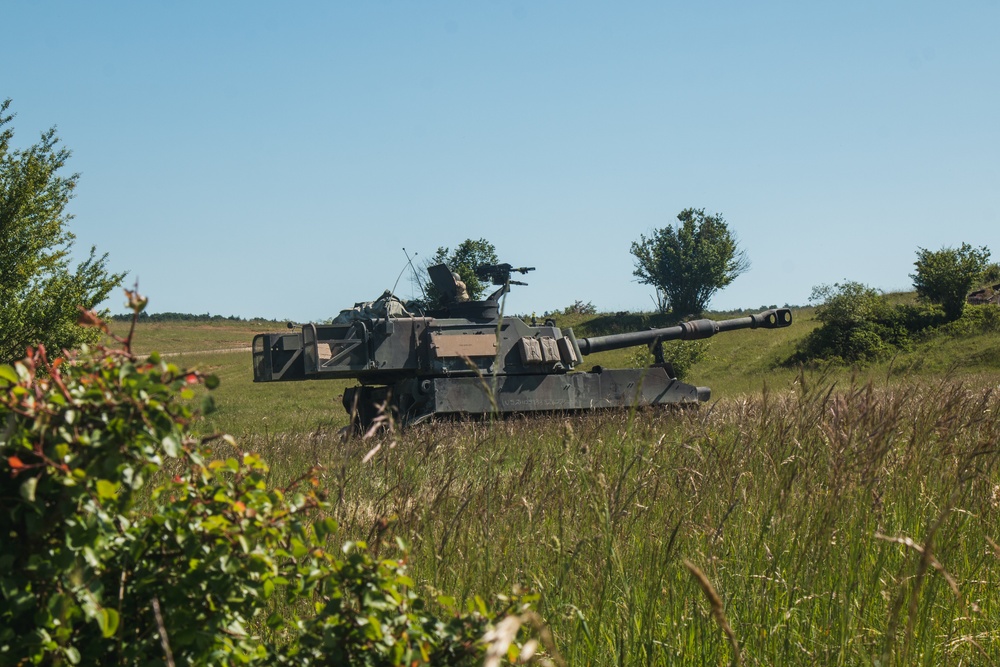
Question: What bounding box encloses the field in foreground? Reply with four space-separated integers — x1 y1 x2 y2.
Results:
110 309 1000 664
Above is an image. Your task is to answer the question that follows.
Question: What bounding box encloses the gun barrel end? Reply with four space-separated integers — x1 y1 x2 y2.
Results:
750 308 793 329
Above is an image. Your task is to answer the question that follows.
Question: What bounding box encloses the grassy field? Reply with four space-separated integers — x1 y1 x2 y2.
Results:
110 305 1000 664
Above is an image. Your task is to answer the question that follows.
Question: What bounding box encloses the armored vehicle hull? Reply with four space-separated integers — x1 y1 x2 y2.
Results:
340 365 708 427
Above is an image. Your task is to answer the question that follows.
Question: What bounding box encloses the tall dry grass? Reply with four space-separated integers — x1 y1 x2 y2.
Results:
232 375 1000 665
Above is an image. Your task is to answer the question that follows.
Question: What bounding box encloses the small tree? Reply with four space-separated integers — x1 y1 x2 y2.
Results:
910 243 991 320
630 208 749 317
423 238 499 308
0 99 125 363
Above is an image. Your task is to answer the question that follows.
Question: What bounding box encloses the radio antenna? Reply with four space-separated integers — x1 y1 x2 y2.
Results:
403 247 427 298
390 259 408 297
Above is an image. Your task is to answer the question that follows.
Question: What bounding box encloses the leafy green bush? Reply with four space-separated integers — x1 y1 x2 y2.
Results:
931 303 1000 337
626 340 708 381
893 302 948 334
794 279 1000 366
982 262 1000 285
911 243 991 320
560 301 597 316
0 297 540 666
794 282 911 364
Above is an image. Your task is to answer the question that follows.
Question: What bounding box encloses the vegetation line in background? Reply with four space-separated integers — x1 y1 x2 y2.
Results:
793 243 998 365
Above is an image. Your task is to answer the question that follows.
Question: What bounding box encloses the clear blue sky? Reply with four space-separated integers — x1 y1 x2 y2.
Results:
5 2 998 320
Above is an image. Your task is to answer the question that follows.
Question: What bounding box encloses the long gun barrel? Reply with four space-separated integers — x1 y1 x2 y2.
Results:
576 308 792 356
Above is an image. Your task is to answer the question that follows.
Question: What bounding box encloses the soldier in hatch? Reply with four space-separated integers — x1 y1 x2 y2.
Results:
453 272 470 302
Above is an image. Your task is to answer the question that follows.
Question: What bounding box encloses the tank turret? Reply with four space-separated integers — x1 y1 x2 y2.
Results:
252 264 792 428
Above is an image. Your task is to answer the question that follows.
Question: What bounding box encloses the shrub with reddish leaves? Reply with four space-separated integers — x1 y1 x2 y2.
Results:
0 293 539 666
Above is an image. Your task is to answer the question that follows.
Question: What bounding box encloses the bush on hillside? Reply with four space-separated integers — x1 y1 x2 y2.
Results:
892 302 949 334
931 303 1000 338
0 294 540 666
560 300 597 316
793 280 1000 366
793 282 911 364
626 340 708 381
982 262 1000 286
911 243 991 320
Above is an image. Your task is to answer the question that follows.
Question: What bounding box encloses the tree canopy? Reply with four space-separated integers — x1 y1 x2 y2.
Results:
630 208 749 317
0 99 124 363
910 243 991 320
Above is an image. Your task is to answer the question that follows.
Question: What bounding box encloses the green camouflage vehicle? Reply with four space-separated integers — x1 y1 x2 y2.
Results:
252 263 791 429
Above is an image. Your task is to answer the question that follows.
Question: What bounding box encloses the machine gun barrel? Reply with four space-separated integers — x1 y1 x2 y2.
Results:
577 308 792 356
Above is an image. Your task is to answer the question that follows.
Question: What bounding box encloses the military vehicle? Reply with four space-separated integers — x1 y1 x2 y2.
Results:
252 263 792 429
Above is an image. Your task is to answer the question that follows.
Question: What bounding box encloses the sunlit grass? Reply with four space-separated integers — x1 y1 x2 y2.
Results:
221 378 1000 665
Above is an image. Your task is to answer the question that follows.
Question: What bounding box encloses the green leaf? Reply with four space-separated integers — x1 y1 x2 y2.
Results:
96 479 119 500
20 477 38 502
315 517 338 540
204 374 220 390
162 435 180 457
201 395 217 415
291 538 309 558
0 364 18 385
118 362 136 383
97 607 119 638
